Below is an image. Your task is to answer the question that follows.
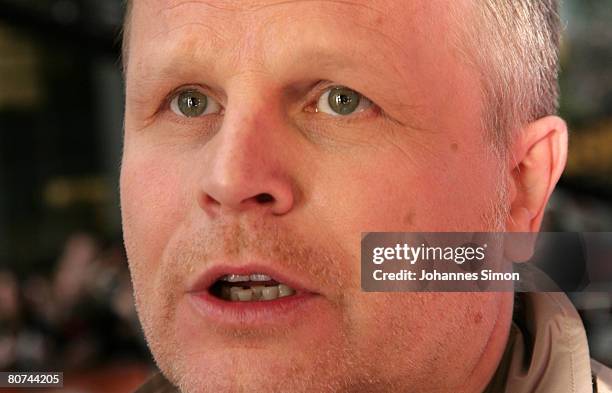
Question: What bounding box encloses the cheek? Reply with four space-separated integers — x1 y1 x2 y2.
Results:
320 151 499 236
347 292 503 387
120 150 191 285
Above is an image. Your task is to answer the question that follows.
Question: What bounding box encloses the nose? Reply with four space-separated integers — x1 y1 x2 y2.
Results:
197 107 296 218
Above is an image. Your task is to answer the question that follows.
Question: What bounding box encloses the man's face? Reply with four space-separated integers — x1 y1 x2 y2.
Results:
121 1 514 392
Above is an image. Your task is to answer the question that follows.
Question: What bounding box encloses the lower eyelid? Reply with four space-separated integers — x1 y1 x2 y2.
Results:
314 105 380 122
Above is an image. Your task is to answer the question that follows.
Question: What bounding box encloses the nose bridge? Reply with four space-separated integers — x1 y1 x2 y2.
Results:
218 75 282 174
212 101 272 183
197 82 295 217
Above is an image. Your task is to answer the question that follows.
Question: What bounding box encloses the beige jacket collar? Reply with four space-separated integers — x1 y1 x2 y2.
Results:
485 292 595 393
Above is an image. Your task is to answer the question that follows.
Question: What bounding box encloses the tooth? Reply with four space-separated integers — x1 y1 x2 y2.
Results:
250 273 272 282
237 289 253 301
221 286 231 300
251 285 265 300
225 274 250 282
230 286 241 301
261 286 279 301
278 284 295 298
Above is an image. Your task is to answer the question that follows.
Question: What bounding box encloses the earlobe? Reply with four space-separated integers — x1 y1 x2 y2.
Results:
506 115 568 233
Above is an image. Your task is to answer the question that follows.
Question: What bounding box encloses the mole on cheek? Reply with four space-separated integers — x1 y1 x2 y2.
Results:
450 143 459 152
473 311 483 324
403 211 416 225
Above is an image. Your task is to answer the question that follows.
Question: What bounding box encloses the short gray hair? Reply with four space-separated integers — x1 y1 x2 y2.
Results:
454 1 562 154
121 0 133 72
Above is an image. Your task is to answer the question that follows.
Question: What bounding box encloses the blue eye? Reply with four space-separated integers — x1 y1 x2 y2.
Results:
317 86 372 116
170 90 222 117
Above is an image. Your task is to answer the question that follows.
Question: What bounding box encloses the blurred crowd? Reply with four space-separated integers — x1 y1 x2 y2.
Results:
0 234 147 372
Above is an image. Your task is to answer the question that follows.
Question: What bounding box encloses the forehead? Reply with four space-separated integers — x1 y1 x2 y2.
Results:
135 0 433 30
127 0 464 69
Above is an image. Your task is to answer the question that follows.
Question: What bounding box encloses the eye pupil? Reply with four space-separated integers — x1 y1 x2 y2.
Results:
187 97 198 107
328 87 361 115
178 91 208 117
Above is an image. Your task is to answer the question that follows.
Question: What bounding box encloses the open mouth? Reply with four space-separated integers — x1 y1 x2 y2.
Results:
187 266 320 325
209 273 297 302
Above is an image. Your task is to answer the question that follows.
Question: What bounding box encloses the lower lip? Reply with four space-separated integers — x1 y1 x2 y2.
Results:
187 289 322 326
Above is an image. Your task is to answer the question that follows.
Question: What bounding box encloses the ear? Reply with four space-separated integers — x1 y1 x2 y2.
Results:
506 115 568 233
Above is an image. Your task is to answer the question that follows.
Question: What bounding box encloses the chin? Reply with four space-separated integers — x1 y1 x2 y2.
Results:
145 302 359 393
158 348 354 393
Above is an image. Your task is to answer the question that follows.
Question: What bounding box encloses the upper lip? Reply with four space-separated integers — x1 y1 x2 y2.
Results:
187 262 318 295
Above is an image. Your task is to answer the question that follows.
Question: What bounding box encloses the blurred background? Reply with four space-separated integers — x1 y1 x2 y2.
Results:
0 0 610 391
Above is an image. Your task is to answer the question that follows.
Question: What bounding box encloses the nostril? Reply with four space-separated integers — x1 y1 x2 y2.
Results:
205 194 220 205
255 193 274 204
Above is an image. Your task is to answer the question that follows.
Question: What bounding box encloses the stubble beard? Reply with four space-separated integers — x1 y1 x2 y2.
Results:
126 167 510 393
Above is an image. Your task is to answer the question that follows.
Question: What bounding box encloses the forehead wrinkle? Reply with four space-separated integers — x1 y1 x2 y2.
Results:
148 0 394 81
129 21 228 85
159 0 384 14
248 0 384 15
152 22 226 50
154 0 386 50
153 3 270 73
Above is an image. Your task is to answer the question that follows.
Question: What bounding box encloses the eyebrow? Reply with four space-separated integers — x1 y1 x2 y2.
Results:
135 43 414 109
